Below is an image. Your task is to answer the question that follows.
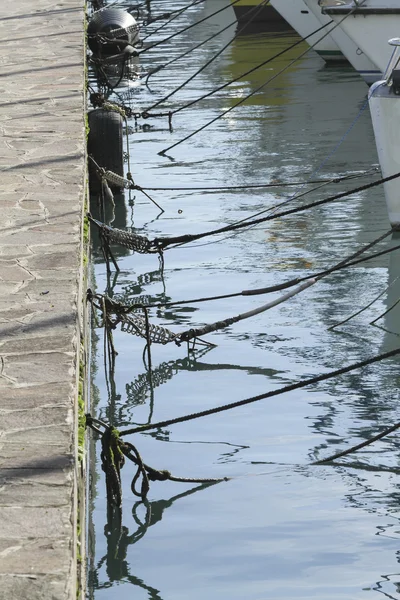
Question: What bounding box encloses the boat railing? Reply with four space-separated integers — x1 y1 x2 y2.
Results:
318 1 367 8
382 38 400 88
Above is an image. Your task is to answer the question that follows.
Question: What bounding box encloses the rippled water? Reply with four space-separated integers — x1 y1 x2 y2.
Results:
88 2 400 599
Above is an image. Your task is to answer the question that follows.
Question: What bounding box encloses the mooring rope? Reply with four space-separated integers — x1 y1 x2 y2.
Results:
145 7 240 85
313 420 400 465
87 395 400 507
370 296 400 329
131 169 380 192
143 0 271 113
89 157 378 195
88 366 400 508
140 0 207 42
89 157 379 229
89 172 399 259
86 416 228 505
152 172 400 249
158 6 364 154
138 0 243 55
89 275 316 351
118 347 400 436
146 17 331 117
87 157 165 213
146 229 394 308
90 227 393 355
90 93 132 118
329 273 400 331
173 174 374 252
88 228 391 358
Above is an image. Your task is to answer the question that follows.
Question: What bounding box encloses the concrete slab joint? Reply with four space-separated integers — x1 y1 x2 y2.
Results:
0 0 87 598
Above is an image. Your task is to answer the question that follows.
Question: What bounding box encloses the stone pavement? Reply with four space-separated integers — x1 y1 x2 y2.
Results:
0 1 86 598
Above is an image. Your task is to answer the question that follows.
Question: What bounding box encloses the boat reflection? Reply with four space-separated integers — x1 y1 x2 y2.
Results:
376 233 400 352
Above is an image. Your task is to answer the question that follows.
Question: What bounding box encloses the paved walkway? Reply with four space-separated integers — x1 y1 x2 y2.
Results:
0 1 86 598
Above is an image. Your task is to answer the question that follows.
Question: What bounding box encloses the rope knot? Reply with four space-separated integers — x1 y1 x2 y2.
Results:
148 469 171 482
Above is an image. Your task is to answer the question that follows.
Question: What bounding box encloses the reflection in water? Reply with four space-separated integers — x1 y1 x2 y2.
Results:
90 192 130 263
379 234 400 349
100 347 282 428
88 483 216 600
89 1 400 598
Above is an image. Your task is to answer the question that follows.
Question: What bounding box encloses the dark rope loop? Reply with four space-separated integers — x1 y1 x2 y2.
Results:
86 416 227 506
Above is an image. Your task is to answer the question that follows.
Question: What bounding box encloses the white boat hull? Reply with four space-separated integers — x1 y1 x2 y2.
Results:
369 82 400 229
269 0 345 62
303 0 381 84
323 5 400 74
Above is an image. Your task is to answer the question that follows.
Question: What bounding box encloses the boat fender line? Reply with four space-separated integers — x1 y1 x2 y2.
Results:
88 8 140 56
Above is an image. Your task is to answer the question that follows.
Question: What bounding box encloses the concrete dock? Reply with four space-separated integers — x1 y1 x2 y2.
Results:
0 1 86 598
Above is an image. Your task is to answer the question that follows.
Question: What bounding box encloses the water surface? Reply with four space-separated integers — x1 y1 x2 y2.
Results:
88 2 400 599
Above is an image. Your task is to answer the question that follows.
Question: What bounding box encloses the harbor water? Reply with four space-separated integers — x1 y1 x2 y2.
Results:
88 2 400 598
